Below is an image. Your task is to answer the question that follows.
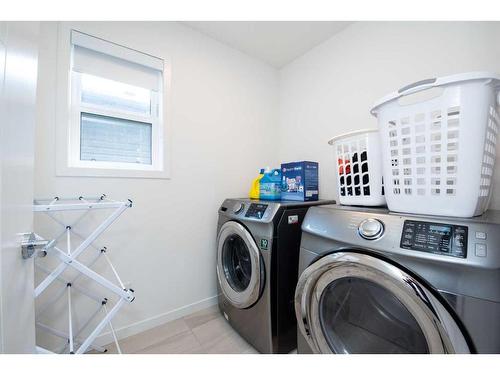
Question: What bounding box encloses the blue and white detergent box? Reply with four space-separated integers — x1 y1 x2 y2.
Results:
280 161 319 201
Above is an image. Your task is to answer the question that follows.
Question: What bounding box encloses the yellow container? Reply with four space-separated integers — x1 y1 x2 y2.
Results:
249 169 265 199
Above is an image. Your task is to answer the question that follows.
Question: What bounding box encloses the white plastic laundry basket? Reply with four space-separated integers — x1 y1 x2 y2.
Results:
371 72 500 217
328 129 386 206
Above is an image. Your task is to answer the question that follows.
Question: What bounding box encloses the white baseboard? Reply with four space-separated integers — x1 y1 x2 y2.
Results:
93 295 219 347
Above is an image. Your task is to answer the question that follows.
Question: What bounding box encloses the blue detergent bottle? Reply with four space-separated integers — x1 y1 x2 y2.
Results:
259 167 282 201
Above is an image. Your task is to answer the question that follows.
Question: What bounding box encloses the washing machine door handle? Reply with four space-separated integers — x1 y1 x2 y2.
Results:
295 258 332 352
295 285 311 338
295 251 471 354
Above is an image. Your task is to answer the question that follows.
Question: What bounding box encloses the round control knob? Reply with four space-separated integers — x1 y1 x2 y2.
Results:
233 202 245 214
358 218 384 240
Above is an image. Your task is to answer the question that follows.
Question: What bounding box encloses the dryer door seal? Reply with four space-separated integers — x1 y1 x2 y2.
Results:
217 221 263 309
295 251 471 354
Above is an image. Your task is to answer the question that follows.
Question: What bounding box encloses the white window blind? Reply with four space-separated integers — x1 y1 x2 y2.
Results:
67 29 165 173
71 30 163 91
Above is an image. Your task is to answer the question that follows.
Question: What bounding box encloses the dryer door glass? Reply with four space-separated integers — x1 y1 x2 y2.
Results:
217 221 263 309
295 252 471 354
318 277 428 354
222 234 252 292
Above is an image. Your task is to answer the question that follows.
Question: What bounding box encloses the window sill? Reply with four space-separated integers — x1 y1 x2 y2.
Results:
56 164 170 179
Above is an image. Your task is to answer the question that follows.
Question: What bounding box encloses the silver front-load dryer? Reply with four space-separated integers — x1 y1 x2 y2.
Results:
295 205 500 354
216 198 334 354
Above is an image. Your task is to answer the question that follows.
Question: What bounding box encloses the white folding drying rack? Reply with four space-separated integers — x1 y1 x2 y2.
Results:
31 195 134 354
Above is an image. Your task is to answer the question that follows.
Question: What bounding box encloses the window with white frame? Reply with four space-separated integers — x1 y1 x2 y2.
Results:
64 30 168 177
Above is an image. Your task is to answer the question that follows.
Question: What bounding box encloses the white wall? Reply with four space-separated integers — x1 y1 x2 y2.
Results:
35 21 500 350
278 21 500 209
34 21 278 349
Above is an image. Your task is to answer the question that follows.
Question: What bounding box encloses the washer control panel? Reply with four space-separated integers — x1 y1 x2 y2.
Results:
245 203 269 219
400 220 468 258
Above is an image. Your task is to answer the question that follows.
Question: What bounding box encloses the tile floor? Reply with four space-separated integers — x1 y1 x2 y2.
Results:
100 305 259 354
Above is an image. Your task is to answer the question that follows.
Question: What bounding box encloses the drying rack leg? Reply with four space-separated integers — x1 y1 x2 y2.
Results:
67 285 74 354
37 322 106 353
102 251 125 290
60 303 106 354
76 298 126 354
103 303 122 354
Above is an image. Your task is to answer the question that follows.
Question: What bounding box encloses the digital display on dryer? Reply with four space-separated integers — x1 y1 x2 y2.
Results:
245 204 268 219
429 225 451 235
400 220 467 258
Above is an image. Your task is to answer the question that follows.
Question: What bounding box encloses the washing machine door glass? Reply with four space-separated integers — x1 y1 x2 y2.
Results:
222 234 252 292
319 277 428 353
295 252 471 354
217 221 263 309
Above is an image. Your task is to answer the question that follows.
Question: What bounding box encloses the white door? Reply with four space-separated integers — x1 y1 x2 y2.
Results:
0 21 40 353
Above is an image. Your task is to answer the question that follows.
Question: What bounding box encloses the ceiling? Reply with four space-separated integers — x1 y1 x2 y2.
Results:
181 21 352 68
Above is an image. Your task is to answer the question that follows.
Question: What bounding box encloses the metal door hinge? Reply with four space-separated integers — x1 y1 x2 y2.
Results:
20 232 49 259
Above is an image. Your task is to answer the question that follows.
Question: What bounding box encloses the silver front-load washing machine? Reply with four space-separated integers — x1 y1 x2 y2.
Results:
295 205 500 354
216 198 334 354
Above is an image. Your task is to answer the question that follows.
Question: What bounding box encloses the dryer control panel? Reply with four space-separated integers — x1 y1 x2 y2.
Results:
245 203 269 219
400 220 468 258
